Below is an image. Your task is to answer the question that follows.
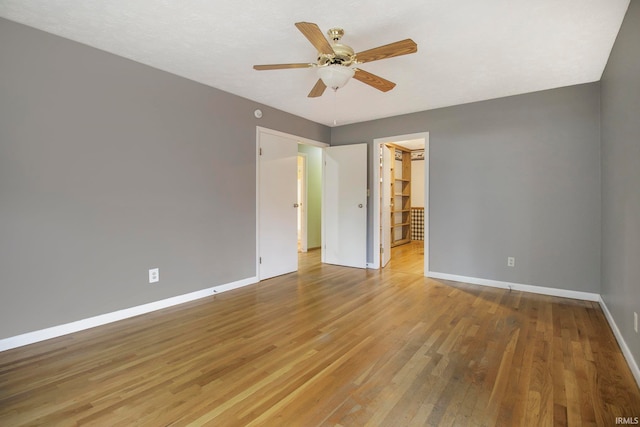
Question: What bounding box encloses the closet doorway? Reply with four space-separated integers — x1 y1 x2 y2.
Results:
372 132 429 275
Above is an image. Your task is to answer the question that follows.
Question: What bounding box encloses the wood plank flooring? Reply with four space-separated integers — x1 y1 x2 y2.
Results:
1 245 639 426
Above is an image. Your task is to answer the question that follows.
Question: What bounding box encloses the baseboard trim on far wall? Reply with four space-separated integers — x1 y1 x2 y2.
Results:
598 297 640 388
0 276 259 353
426 271 600 302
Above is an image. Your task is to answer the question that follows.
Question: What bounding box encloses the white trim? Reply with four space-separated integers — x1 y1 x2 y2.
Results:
256 126 329 148
372 132 430 273
0 276 258 352
422 136 430 276
366 262 376 269
321 147 326 264
598 297 640 388
427 271 600 301
256 128 261 279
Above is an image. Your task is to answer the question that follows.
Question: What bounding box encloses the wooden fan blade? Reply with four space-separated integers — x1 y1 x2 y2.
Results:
253 63 314 70
308 79 327 98
356 39 417 64
353 69 396 92
295 22 334 55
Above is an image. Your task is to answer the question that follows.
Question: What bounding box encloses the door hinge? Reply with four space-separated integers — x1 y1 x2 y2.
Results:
259 147 262 156
380 246 384 253
259 257 262 264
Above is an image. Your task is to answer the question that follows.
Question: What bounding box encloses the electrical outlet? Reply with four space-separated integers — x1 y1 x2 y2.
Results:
149 268 159 284
635 312 638 333
507 257 515 267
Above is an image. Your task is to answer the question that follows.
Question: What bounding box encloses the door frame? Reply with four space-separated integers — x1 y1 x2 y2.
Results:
371 132 430 275
380 144 392 268
256 127 327 279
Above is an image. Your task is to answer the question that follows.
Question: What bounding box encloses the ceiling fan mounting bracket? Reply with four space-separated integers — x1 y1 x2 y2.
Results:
327 27 344 42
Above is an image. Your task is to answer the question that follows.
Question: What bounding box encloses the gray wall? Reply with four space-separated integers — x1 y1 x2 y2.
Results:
601 2 640 369
0 18 329 339
332 83 601 293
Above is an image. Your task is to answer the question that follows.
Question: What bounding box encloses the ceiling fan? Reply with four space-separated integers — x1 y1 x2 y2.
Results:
253 22 418 98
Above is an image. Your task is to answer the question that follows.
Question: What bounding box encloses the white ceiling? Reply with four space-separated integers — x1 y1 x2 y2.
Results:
394 139 425 151
0 0 629 127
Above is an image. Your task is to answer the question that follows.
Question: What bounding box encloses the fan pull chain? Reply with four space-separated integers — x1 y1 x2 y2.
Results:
333 88 338 126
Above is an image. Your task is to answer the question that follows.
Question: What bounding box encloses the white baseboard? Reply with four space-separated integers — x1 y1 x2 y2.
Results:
0 276 258 353
426 271 600 302
598 297 640 388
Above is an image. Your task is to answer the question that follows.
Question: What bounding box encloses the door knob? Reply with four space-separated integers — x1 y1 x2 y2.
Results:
358 204 363 208
293 203 299 208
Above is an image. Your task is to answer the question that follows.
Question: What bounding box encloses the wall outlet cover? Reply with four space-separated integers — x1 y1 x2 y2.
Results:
149 268 159 284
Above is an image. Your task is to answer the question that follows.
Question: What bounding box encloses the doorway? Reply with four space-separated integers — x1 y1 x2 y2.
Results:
372 132 429 275
296 143 325 255
257 127 368 280
297 153 307 253
256 127 327 280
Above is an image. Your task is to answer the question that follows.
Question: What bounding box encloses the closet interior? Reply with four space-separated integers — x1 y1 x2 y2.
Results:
384 143 425 249
389 144 412 247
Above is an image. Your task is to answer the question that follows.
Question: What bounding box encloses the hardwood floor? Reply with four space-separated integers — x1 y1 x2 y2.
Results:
1 246 639 426
385 240 425 275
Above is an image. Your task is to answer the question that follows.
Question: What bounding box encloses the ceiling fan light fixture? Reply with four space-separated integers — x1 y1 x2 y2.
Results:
317 65 355 90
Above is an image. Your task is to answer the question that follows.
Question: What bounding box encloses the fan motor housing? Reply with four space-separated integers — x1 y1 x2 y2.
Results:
318 43 355 66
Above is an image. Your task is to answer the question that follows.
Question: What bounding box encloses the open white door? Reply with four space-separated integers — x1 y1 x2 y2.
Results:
381 145 391 267
323 144 367 269
258 131 298 280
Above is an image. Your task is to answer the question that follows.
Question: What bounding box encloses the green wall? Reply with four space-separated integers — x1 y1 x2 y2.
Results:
298 144 322 249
